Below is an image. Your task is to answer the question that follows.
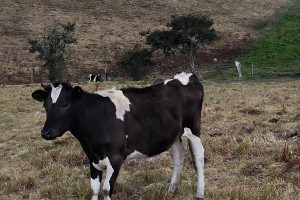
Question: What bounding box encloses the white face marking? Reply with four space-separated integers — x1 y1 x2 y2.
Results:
51 84 63 103
164 72 193 85
96 87 130 121
125 150 148 161
90 176 100 200
88 74 92 82
183 128 205 198
126 135 129 139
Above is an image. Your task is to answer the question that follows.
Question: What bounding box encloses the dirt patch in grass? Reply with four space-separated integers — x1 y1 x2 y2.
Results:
240 108 263 115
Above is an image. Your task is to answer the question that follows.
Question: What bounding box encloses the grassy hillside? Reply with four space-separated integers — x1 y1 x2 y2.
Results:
0 0 291 84
0 78 299 199
215 0 300 78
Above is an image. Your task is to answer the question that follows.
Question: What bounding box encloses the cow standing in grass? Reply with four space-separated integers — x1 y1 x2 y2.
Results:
32 72 205 200
88 74 100 82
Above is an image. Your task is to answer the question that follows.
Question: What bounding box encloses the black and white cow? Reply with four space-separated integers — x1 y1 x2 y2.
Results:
88 74 100 82
32 72 205 200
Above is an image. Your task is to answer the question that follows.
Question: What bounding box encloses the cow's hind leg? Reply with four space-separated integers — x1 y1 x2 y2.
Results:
183 128 205 199
168 137 185 194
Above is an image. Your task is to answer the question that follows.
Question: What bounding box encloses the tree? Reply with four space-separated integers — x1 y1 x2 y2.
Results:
117 46 154 81
29 22 77 82
142 14 218 75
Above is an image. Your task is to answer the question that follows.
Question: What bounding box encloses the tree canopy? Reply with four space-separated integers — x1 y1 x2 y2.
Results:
29 22 77 82
142 14 218 74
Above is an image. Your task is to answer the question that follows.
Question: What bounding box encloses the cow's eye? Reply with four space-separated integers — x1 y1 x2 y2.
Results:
60 104 69 109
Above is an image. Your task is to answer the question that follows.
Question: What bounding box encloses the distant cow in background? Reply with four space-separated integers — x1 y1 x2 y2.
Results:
88 74 100 82
32 72 205 200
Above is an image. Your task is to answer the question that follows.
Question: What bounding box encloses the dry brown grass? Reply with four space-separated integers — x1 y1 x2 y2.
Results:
0 77 299 199
0 0 292 84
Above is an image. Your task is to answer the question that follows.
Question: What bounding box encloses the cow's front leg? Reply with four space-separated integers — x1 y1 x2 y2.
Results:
92 156 122 200
90 163 102 200
102 159 114 200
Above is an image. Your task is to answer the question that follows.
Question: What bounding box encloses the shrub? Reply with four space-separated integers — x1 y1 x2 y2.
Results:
117 46 154 81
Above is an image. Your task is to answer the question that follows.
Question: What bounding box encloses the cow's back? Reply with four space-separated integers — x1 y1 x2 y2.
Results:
122 74 203 156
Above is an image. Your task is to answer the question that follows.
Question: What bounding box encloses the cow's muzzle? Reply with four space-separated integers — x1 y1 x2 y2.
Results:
41 129 60 140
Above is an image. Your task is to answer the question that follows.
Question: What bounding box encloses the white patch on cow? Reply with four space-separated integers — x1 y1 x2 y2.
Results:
96 87 130 121
51 84 63 103
92 157 114 199
164 72 193 85
126 135 129 139
183 128 205 199
125 150 148 161
90 176 100 200
168 137 185 194
93 157 108 171
164 78 173 85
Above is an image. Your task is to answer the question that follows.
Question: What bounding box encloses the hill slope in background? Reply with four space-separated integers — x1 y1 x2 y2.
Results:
0 0 291 84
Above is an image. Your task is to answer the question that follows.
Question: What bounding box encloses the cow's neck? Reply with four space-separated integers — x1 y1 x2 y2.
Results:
68 92 112 161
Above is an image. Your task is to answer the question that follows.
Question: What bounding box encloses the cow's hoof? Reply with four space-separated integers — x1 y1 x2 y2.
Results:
167 184 178 194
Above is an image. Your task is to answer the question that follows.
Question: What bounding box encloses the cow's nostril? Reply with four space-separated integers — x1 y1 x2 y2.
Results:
41 130 50 138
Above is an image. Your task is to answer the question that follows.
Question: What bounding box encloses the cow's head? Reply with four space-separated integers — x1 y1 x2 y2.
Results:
32 82 82 140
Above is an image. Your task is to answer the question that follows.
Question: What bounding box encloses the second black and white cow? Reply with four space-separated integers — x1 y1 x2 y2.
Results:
32 72 205 200
88 74 100 82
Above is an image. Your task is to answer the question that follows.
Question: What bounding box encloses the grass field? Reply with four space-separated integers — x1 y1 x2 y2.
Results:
0 0 291 84
0 78 299 199
215 0 300 78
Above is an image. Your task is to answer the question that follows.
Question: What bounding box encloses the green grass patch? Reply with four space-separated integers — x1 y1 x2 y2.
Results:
215 0 300 78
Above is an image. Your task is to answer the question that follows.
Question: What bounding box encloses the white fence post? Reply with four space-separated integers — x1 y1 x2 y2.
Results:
235 61 242 78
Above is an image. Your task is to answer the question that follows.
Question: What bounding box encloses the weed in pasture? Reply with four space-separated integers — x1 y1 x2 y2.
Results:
293 113 300 121
22 176 35 190
241 162 266 176
40 184 68 199
229 186 248 200
232 143 250 159
258 184 277 200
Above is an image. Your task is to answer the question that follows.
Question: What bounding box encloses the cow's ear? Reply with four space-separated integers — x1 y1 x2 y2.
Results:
41 84 51 91
72 86 82 99
32 90 48 102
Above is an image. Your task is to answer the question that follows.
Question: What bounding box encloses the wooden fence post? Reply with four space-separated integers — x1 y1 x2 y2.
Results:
30 68 35 83
104 67 108 81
